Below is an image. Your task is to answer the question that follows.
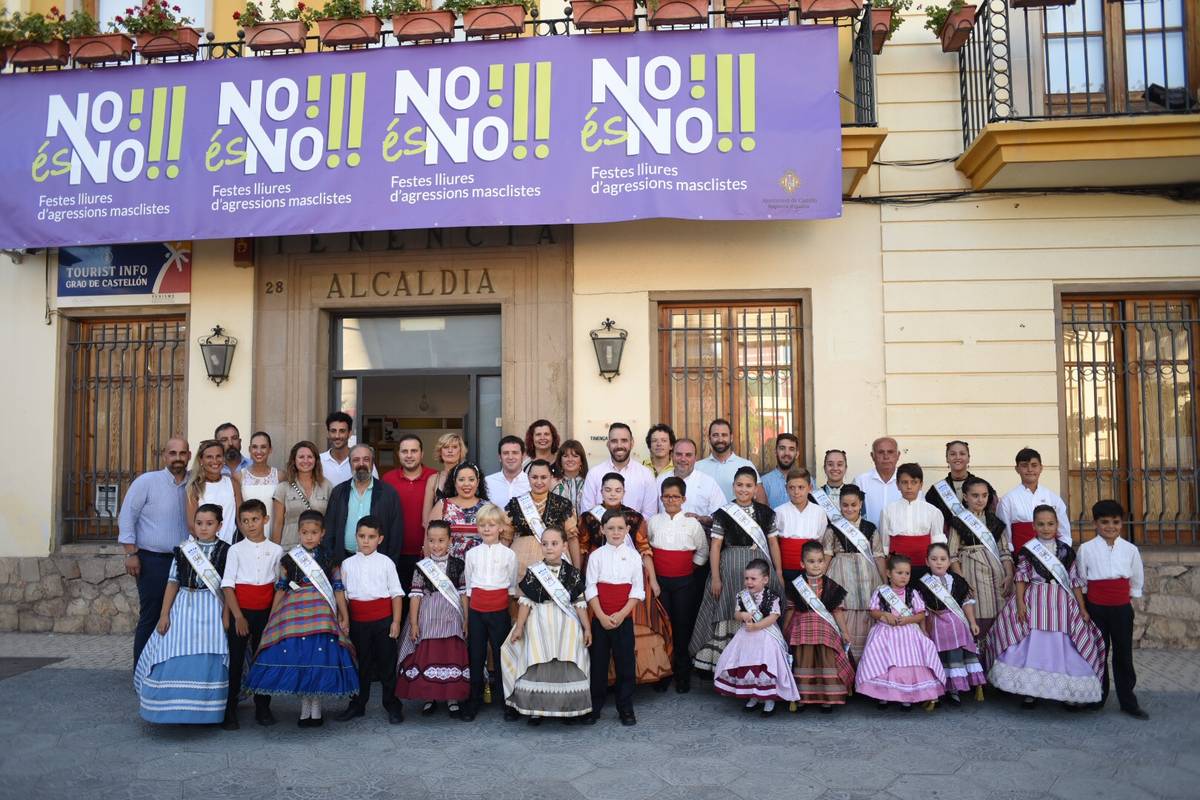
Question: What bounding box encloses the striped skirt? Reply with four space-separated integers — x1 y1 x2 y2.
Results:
787 611 855 704
855 620 946 703
825 552 880 660
927 609 985 692
502 601 591 717
134 587 229 724
395 590 469 701
690 545 782 671
245 586 358 698
958 545 1008 633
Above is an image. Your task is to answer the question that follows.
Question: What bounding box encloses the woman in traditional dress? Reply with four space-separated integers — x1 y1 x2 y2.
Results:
240 432 280 543
550 439 589 516
423 433 468 528
783 541 855 711
187 439 242 545
271 441 332 549
430 462 490 561
506 459 579 571
947 476 1011 639
502 526 592 724
821 483 880 660
690 466 782 672
134 503 231 724
925 440 997 518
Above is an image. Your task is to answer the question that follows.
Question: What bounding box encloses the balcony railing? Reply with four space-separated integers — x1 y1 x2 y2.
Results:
957 0 1197 147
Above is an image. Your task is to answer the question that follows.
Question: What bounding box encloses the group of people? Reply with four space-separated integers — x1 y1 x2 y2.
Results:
118 416 1149 730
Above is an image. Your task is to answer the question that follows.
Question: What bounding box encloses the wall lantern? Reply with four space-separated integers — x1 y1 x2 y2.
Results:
590 318 627 382
198 325 238 385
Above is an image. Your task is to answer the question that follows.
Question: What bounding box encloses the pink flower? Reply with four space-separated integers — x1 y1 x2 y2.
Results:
173 4 180 10
232 8 241 17
115 15 125 23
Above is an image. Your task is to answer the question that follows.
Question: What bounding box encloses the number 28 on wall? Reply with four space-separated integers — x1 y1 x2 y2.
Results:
264 281 284 294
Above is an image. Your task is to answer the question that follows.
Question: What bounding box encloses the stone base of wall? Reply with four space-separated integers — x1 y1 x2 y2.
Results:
1133 550 1200 649
0 549 137 634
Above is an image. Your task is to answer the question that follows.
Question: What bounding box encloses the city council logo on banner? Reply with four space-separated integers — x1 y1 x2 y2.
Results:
57 242 191 307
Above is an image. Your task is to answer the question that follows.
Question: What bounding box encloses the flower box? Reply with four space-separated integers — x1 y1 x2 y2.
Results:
570 0 637 29
939 4 976 52
316 14 383 46
136 26 202 58
870 7 891 53
391 10 456 42
799 0 863 19
647 0 709 27
243 20 308 52
9 38 70 68
0 48 6 71
462 4 527 36
724 0 788 22
69 33 134 65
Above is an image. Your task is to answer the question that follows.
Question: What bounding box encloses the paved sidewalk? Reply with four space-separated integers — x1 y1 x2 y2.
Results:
0 634 1196 800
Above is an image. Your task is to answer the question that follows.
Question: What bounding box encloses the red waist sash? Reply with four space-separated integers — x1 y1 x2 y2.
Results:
889 534 932 566
652 548 695 578
1087 578 1131 606
778 537 817 571
596 582 632 615
349 597 393 623
234 582 275 611
469 587 510 612
1011 521 1036 553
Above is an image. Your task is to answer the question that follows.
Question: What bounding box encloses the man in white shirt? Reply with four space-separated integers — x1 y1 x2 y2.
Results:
694 418 756 502
321 411 376 487
875 463 945 579
854 436 902 528
996 447 1071 552
484 435 531 508
658 438 726 528
581 422 659 520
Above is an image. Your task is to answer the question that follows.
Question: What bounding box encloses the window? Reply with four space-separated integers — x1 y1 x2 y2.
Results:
62 317 187 542
95 0 210 31
1061 295 1198 546
658 302 804 472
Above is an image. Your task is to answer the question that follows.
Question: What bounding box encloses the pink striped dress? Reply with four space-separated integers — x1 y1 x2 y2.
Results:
854 585 946 703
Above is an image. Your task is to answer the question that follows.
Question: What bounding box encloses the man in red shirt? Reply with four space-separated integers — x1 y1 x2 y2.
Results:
381 434 438 604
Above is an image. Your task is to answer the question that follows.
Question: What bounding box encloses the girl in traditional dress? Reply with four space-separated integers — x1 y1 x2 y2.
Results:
244 510 358 727
134 503 231 724
855 554 946 709
430 462 490 561
782 541 855 712
820 484 879 660
986 505 1105 709
502 526 592 724
713 559 798 716
917 543 985 706
578 473 674 688
690 466 782 672
947 476 1011 639
396 520 470 717
551 439 589 517
506 459 580 572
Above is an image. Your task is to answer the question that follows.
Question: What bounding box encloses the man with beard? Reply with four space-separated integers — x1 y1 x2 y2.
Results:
381 434 438 594
755 433 800 509
215 422 252 475
323 444 405 564
853 436 902 528
118 437 192 664
581 422 659 519
694 418 757 502
659 438 726 529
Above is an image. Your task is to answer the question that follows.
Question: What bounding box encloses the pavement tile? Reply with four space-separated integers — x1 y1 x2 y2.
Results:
136 752 230 782
1049 776 1157 800
1116 765 1200 799
570 767 667 800
647 756 741 786
726 770 825 800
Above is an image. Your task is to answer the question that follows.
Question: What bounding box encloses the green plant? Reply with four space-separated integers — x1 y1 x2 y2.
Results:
372 0 427 15
873 0 910 40
439 0 533 15
112 1 196 35
922 0 966 35
316 0 371 19
234 0 314 28
0 9 15 47
60 9 103 38
11 9 66 43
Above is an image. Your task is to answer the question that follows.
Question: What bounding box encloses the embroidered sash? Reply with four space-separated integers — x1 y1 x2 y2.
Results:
517 493 547 539
934 480 1001 565
737 588 790 654
417 557 464 619
289 546 337 612
180 539 223 600
1023 538 1073 594
530 562 582 628
791 575 844 642
724 503 772 566
878 585 913 618
587 504 606 521
919 573 969 627
810 487 874 562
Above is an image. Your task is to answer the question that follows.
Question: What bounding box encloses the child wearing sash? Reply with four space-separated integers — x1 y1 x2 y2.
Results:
395 521 470 717
713 558 798 716
501 526 592 724
461 503 519 722
945 476 1011 639
220 499 282 729
819 483 879 660
691 466 782 672
134 503 232 724
874 463 945 581
505 459 580 572
986 505 1104 709
336 515 405 725
769 467 828 586
584 509 644 726
782 541 854 711
916 543 985 706
244 510 359 727
855 554 946 709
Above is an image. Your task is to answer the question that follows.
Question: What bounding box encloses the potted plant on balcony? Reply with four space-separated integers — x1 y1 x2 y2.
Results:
571 0 637 30
314 0 383 47
234 0 313 53
0 11 12 71
924 0 975 52
441 0 531 37
644 0 709 28
725 0 788 23
63 9 134 65
374 0 455 43
8 8 70 69
870 0 910 53
799 0 863 20
114 1 200 59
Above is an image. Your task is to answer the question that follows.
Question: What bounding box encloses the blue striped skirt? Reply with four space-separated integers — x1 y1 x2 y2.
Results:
134 587 229 724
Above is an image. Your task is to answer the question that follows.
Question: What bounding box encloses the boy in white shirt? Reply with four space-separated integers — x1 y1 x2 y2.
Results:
461 503 518 722
585 509 645 726
874 463 946 581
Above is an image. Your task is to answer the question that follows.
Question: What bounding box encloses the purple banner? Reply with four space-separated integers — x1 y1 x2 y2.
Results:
0 28 841 249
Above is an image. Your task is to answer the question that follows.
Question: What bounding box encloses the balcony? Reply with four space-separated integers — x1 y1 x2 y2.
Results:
953 0 1200 189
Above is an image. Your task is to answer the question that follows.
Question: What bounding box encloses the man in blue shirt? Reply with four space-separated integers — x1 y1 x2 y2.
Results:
118 437 191 664
756 433 800 509
694 418 757 502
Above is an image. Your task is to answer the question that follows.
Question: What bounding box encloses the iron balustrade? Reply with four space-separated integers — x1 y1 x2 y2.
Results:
957 0 1196 148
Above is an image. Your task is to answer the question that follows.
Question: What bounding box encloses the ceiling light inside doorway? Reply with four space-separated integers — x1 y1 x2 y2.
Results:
400 317 448 332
